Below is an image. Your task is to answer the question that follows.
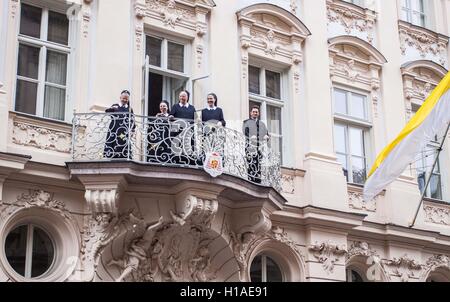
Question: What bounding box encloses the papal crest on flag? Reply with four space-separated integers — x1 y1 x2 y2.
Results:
204 152 223 178
363 71 450 202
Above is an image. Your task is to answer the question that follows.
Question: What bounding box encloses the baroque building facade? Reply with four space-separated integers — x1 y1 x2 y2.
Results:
0 0 450 282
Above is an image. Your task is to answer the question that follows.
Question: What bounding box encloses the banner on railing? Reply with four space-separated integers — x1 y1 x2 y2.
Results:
204 152 224 178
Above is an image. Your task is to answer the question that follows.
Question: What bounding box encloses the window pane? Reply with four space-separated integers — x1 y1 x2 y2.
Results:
334 124 347 153
348 270 364 282
349 127 364 157
167 42 184 72
20 4 42 38
31 227 54 278
334 89 347 115
352 156 366 184
15 80 38 115
265 70 281 99
5 225 28 277
146 36 162 67
429 174 442 200
48 11 69 45
267 106 282 135
44 86 66 120
337 153 349 181
350 93 366 119
266 256 283 282
17 44 40 79
267 105 282 155
249 66 260 95
250 255 262 282
46 51 67 85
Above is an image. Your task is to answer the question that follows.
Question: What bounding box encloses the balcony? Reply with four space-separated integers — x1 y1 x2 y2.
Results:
70 112 282 192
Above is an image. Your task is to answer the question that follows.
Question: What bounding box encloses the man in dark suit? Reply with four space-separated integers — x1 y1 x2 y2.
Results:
243 105 269 184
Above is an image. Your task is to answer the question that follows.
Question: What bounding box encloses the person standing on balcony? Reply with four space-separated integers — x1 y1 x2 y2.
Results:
169 90 196 165
243 105 269 184
148 100 171 163
103 90 135 159
199 93 226 165
201 93 226 127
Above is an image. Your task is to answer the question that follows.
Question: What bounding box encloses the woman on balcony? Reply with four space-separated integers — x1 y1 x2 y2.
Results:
103 90 135 159
169 90 196 165
147 100 171 163
199 93 227 165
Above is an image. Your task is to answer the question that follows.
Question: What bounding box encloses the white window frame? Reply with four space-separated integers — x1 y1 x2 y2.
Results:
332 86 372 184
144 33 191 109
401 0 427 28
5 224 56 279
14 1 73 122
248 60 287 163
344 0 365 8
251 254 284 282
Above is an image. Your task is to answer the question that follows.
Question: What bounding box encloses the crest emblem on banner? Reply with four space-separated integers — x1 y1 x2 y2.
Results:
204 152 223 177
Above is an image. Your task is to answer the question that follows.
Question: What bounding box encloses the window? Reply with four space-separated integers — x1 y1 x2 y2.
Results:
248 65 284 160
415 139 443 200
145 35 188 116
344 0 365 7
5 224 55 279
250 254 283 282
333 88 371 184
146 36 186 74
401 0 427 27
346 268 365 282
15 3 71 121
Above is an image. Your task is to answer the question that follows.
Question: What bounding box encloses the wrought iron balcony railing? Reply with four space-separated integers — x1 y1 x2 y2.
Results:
72 112 282 191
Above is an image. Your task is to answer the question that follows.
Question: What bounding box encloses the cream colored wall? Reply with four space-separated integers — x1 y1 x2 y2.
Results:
1 0 450 282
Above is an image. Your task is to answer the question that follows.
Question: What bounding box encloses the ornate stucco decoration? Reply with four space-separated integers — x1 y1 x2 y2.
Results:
398 21 449 67
134 0 146 51
401 60 447 121
346 241 379 261
0 190 73 222
423 203 450 226
347 185 382 212
329 36 386 118
421 255 450 281
309 240 347 274
382 254 423 282
237 3 311 75
10 0 19 19
228 216 305 281
95 192 221 282
11 114 72 154
326 0 377 44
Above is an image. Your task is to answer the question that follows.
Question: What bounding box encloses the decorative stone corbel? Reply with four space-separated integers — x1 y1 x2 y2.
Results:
172 192 219 229
78 175 128 216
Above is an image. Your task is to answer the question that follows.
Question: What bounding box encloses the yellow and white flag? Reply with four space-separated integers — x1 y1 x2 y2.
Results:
364 71 450 201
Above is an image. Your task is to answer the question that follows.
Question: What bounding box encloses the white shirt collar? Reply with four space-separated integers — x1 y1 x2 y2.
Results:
208 106 217 111
179 103 190 108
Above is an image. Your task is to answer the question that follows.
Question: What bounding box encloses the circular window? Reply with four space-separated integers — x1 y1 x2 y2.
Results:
5 224 55 279
250 254 283 282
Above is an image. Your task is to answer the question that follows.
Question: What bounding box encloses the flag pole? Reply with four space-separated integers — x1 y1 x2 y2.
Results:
409 122 450 228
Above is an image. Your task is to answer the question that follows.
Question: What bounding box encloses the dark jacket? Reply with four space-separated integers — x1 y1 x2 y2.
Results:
170 103 196 120
201 107 226 127
103 104 135 158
